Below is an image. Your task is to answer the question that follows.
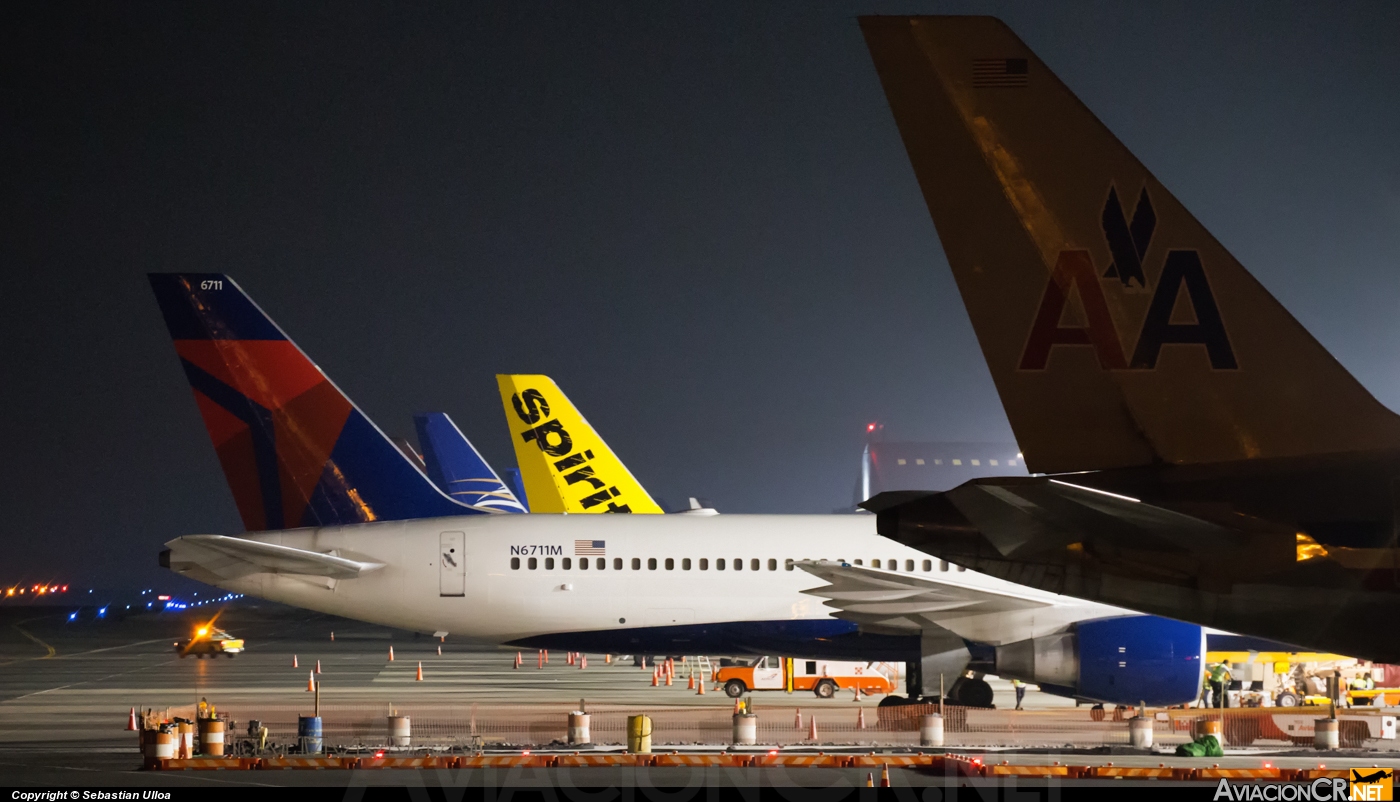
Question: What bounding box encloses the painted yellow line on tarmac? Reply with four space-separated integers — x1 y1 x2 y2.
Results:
3 620 57 664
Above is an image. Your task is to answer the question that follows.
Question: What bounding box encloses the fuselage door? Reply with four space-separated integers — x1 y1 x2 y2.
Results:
439 531 466 597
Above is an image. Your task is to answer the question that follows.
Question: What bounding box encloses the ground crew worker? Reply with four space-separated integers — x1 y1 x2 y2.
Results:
198 697 209 720
1011 679 1026 710
1348 674 1369 706
1209 663 1231 709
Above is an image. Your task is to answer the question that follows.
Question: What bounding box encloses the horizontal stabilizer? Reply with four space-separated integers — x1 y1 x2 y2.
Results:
165 534 386 580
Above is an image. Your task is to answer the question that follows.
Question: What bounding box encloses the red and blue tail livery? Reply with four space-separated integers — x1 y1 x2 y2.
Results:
149 274 481 531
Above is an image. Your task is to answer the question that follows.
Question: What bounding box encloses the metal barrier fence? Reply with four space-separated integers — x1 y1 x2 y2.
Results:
156 702 1394 750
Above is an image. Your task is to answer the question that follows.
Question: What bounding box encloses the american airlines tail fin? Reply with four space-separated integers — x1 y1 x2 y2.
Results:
496 375 663 513
860 16 1400 474
414 412 527 513
149 274 482 530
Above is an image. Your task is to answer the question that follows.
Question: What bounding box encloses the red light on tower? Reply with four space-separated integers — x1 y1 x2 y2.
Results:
61 586 67 592
866 423 876 432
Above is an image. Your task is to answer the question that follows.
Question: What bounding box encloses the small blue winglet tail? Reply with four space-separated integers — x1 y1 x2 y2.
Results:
415 413 528 514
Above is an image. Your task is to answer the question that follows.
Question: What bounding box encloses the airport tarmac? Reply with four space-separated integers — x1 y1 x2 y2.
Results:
3 601 1399 788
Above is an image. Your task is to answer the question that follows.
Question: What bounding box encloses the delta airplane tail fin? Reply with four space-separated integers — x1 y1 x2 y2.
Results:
496 375 663 513
414 412 527 513
860 16 1400 474
149 274 481 530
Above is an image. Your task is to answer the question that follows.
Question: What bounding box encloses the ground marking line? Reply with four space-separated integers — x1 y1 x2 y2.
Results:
6 658 182 700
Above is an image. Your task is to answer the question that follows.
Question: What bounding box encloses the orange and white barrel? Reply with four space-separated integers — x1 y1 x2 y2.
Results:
199 719 225 756
732 713 757 745
388 715 411 747
567 712 591 745
146 730 176 760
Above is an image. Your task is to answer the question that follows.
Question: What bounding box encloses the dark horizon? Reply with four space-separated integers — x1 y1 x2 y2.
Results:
2 2 1397 591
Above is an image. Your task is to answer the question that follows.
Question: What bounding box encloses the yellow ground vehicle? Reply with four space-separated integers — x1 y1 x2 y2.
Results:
175 625 244 658
714 656 897 699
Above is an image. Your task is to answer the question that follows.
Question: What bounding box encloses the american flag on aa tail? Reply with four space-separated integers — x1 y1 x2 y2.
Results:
574 540 605 556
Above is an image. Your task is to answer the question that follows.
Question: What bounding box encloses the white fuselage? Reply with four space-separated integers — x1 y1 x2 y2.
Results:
170 513 1128 647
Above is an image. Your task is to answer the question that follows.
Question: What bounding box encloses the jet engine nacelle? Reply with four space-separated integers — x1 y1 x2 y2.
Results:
994 616 1204 706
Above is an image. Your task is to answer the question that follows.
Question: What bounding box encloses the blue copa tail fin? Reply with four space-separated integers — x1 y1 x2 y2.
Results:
149 273 485 530
414 413 528 513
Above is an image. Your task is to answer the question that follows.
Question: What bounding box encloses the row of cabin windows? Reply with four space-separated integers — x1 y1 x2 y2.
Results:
507 556 965 573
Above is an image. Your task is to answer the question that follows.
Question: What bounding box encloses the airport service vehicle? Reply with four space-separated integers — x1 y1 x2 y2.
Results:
715 656 898 699
148 273 1206 707
175 625 244 658
859 15 1400 664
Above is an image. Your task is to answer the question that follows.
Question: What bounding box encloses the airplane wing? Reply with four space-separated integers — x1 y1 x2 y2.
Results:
795 559 1056 639
164 535 387 580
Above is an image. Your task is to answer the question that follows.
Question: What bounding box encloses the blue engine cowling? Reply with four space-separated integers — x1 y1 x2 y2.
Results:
994 615 1204 706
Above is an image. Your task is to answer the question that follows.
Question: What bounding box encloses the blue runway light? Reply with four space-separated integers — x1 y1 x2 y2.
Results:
97 607 107 617
68 612 77 621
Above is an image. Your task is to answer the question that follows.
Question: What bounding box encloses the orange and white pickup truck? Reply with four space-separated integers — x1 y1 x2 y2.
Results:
714 656 898 698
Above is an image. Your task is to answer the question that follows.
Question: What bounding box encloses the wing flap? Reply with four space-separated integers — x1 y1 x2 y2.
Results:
796 559 1050 635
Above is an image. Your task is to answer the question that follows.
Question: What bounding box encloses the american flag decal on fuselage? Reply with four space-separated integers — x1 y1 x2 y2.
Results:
575 540 605 556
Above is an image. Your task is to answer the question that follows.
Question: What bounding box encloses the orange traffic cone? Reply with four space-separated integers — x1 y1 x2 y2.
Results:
567 652 575 666
794 709 802 729
880 764 891 787
580 654 587 670
697 676 705 695
605 654 612 664
388 646 395 661
651 669 659 687
293 654 299 668
854 685 862 702
808 715 818 741
306 671 315 692
437 645 442 656
733 699 742 714
315 660 321 674
537 650 544 669
856 707 866 730
688 672 696 690
330 631 335 641
514 652 522 669
126 707 139 731
543 649 549 664
665 670 673 686
416 661 423 681
640 656 647 670
866 773 874 787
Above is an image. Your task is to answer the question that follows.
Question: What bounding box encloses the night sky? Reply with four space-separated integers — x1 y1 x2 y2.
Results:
2 2 1397 591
